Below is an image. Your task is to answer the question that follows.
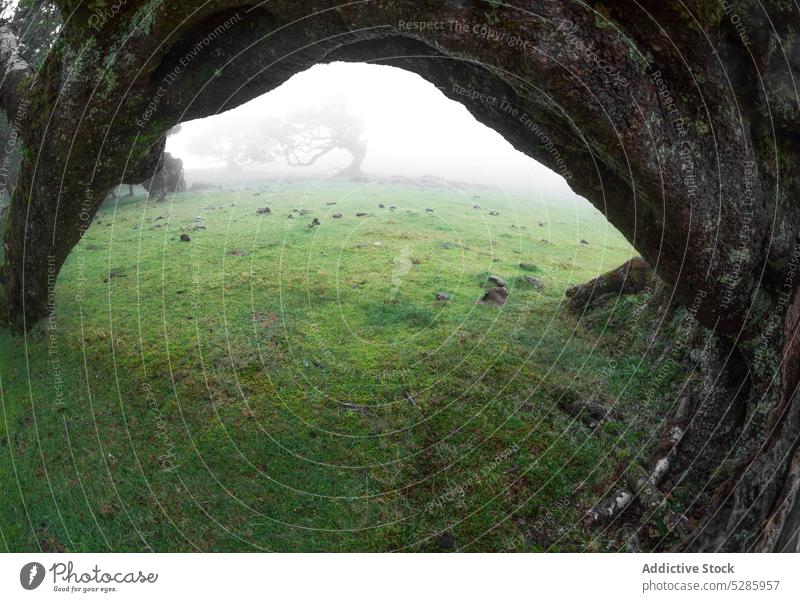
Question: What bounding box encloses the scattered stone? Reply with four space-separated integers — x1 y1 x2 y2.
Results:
309 218 321 227
524 275 542 290
580 239 589 245
389 205 397 211
473 205 480 209
425 208 434 212
477 287 508 306
519 262 538 271
356 212 367 217
287 214 294 219
436 292 450 301
379 203 385 208
226 249 247 257
299 209 310 215
256 207 271 215
489 210 499 216
412 258 422 265
558 397 621 429
539 222 545 227
373 241 382 247
326 201 337 206
179 233 191 242
332 213 342 219
435 531 456 550
103 269 126 282
487 274 507 288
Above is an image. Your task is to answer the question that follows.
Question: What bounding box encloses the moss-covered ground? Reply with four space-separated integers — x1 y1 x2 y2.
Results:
0 179 685 551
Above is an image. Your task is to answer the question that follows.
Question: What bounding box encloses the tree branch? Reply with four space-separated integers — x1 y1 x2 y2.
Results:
0 20 33 122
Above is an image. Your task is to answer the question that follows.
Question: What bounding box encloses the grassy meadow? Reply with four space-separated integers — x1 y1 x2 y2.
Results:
0 179 682 552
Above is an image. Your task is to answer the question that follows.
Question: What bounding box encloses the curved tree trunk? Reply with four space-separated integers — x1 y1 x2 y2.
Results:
0 1 797 550
336 141 366 178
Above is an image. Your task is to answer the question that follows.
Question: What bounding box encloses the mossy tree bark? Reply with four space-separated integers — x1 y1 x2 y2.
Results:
0 0 797 550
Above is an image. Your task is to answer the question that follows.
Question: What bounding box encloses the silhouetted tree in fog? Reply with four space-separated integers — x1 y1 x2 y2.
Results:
188 99 368 177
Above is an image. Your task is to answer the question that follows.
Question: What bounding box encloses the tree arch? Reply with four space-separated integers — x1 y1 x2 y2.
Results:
0 1 798 551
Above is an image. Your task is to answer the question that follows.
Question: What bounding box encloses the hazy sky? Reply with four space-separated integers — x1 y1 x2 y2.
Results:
168 62 573 195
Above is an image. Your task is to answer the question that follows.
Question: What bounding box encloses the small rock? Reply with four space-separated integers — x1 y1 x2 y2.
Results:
519 262 538 271
489 210 499 216
356 212 367 217
389 206 397 211
256 207 271 215
379 203 385 208
179 233 191 242
473 205 480 209
487 274 507 288
425 208 434 213
580 239 589 245
373 241 382 247
524 275 542 290
436 292 450 301
435 531 456 550
309 218 321 227
287 214 294 219
539 222 545 227
477 287 509 306
332 213 342 219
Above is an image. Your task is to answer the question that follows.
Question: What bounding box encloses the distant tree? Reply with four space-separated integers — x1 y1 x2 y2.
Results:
122 125 185 198
140 153 186 200
188 99 368 177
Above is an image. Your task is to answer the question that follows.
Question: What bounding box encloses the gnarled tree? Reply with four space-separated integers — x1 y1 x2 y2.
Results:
187 98 368 176
0 0 798 551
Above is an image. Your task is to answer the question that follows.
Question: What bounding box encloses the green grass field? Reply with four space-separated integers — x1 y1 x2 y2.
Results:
0 179 681 552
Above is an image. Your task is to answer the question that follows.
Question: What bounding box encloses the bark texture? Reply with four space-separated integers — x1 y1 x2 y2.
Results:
0 1 798 551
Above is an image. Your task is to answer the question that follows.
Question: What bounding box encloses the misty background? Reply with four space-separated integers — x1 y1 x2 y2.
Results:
167 62 577 199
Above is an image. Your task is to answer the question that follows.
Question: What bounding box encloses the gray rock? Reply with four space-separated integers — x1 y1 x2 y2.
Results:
487 274 507 288
436 292 450 301
179 233 191 242
524 275 542 290
477 287 508 306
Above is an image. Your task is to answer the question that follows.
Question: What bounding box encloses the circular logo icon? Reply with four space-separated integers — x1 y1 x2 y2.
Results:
20 562 45 590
